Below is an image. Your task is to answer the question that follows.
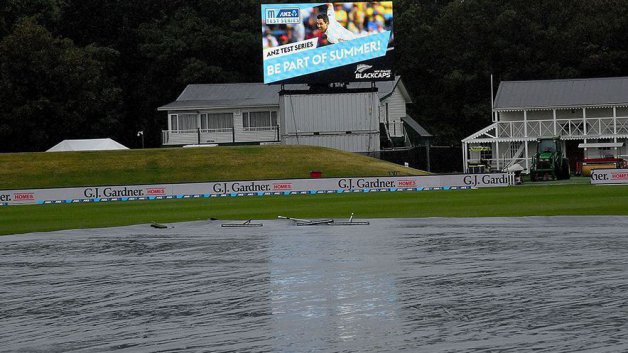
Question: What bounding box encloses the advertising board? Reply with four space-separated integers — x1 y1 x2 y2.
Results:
590 169 628 185
262 2 394 84
0 174 512 206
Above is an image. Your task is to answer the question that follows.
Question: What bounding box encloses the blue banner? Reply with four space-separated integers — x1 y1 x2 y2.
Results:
264 31 390 83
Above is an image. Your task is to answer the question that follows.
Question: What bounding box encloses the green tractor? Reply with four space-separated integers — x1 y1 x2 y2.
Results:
530 137 570 181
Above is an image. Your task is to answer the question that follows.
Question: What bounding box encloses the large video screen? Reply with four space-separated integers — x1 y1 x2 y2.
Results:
262 2 394 84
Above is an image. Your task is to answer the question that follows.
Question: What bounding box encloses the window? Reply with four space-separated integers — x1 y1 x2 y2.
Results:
538 139 556 153
171 113 197 131
201 113 233 131
170 113 198 131
200 114 207 129
170 115 178 131
242 111 278 131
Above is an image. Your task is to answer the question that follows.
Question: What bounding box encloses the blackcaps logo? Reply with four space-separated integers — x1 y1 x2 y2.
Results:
355 64 392 80
266 8 300 24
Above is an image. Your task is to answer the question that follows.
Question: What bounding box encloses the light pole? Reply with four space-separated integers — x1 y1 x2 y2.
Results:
137 130 144 149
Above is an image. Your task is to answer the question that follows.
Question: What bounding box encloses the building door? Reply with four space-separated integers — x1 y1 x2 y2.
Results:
565 140 583 174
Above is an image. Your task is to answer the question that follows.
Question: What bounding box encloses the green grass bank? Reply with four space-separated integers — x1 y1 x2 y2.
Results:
0 145 425 190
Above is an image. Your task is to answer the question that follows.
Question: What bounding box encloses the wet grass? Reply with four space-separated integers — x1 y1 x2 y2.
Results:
2 183 627 235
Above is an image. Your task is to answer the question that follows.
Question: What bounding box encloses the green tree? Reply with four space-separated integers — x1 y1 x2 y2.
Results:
0 0 62 37
133 1 260 146
2 0 628 151
0 19 122 152
396 0 628 145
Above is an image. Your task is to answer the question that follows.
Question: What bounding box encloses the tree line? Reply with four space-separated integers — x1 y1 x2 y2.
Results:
1 0 627 152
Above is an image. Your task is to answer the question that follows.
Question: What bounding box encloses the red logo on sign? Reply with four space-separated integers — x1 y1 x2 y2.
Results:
14 193 35 201
398 180 416 187
146 188 166 195
273 183 292 190
611 172 628 180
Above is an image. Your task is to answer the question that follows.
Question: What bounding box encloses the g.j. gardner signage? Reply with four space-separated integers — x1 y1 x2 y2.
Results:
1 173 512 206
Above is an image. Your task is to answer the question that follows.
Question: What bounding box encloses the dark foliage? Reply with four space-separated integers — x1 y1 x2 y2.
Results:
1 0 627 151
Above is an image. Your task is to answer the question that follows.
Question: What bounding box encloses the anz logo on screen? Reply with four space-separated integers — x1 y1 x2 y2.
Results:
266 8 300 24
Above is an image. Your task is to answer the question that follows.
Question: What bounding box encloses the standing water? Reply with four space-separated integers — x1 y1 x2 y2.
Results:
1 217 628 352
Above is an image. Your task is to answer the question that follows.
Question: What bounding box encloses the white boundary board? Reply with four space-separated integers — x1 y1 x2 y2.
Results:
1 173 511 206
590 169 628 185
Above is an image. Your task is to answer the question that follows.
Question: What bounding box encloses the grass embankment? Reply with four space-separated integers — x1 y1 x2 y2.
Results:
0 145 425 190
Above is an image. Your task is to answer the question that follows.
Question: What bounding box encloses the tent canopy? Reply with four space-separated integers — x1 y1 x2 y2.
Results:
46 138 129 152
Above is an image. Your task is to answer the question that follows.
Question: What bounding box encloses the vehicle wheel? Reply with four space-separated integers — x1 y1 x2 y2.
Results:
563 163 571 180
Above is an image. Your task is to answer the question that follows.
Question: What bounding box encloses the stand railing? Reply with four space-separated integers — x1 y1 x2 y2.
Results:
494 117 628 139
162 127 280 145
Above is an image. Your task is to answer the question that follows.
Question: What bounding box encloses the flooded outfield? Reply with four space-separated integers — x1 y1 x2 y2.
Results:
1 217 628 353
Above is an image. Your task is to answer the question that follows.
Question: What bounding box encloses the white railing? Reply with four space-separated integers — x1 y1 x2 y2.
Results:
586 118 614 136
494 117 628 139
242 126 278 132
162 127 280 145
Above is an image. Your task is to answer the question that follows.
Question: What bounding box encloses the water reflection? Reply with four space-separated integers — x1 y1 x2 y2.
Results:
269 226 402 351
1 217 628 352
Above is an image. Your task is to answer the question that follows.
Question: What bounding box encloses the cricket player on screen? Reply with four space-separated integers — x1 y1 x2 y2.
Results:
316 3 356 44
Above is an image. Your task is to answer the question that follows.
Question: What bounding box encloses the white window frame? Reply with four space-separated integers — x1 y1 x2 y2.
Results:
201 112 234 132
169 113 199 132
242 110 278 131
170 114 178 131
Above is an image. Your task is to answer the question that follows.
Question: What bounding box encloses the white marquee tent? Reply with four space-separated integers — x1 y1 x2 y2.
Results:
46 138 129 152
